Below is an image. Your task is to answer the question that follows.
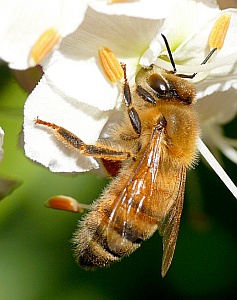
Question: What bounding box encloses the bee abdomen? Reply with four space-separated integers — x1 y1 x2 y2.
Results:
73 208 138 268
77 237 120 268
73 198 158 268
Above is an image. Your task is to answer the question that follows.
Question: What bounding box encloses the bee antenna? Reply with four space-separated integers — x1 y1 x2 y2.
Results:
161 33 177 73
161 34 218 79
176 48 218 79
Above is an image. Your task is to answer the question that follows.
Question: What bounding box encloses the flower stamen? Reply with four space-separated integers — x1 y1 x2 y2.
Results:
209 14 231 50
98 47 123 83
198 138 237 199
29 28 61 67
45 195 91 213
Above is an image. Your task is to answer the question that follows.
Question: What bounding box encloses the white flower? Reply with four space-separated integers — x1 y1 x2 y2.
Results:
23 0 237 196
139 0 237 196
0 0 88 69
88 0 177 19
24 6 167 172
0 0 177 70
197 89 237 163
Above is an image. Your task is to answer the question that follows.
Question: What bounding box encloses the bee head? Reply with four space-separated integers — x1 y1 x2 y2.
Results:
135 65 196 105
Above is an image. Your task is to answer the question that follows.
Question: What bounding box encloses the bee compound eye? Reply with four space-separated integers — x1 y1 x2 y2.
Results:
148 74 169 95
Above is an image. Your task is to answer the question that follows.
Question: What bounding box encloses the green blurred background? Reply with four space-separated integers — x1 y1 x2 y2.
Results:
0 57 237 299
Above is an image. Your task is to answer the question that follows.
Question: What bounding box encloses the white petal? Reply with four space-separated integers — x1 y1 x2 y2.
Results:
173 9 237 64
58 1 88 36
140 34 164 67
0 0 87 69
196 89 237 125
44 53 119 111
140 0 219 66
88 0 177 19
24 76 111 172
197 76 237 100
166 0 219 56
43 7 161 110
141 7 237 77
0 127 4 162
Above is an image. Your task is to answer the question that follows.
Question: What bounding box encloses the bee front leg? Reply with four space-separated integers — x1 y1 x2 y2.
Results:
121 64 141 137
35 118 131 161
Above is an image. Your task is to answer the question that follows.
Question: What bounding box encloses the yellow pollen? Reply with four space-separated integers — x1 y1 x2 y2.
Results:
29 28 61 66
209 14 231 50
98 47 123 83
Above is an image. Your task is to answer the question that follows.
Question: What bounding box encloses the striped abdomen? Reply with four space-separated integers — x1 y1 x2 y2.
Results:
72 169 160 268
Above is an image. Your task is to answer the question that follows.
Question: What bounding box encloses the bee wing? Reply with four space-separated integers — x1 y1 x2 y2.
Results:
107 120 165 254
159 166 186 277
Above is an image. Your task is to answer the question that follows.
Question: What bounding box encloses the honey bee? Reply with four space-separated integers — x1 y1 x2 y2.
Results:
35 35 212 277
77 65 198 278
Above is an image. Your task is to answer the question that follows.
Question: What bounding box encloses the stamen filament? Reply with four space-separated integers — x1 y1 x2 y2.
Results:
198 138 237 199
155 50 237 75
204 124 237 164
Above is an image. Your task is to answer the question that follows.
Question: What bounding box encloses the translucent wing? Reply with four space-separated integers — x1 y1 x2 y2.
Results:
106 114 186 276
159 166 186 277
107 118 171 254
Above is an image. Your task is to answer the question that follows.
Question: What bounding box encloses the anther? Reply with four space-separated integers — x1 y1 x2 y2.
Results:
98 47 123 83
45 195 91 213
209 14 231 50
29 28 61 67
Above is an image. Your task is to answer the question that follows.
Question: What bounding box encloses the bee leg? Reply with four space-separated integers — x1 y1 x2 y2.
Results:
121 64 141 137
135 85 156 105
35 117 132 161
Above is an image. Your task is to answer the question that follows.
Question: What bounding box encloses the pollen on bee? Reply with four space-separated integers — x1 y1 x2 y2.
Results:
29 28 61 67
208 14 231 50
98 47 123 83
45 195 91 213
